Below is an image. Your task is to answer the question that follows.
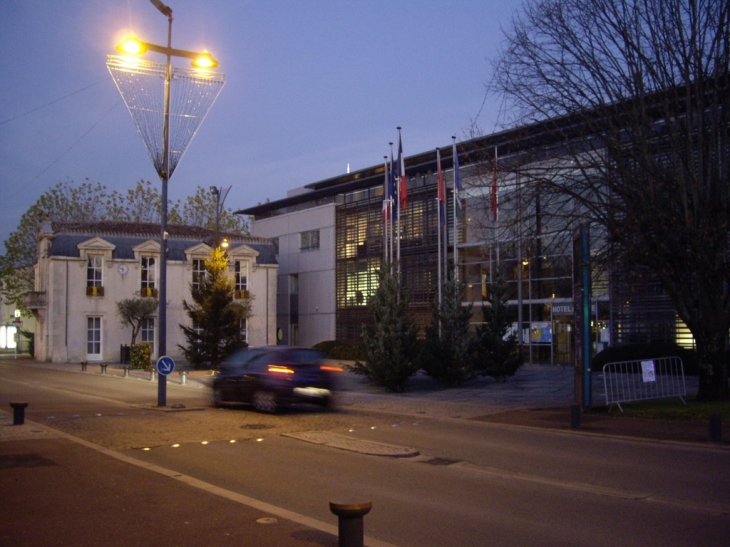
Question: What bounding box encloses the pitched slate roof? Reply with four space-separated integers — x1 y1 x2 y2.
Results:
47 221 277 265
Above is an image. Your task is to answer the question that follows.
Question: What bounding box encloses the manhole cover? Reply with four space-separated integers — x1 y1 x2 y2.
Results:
241 424 274 430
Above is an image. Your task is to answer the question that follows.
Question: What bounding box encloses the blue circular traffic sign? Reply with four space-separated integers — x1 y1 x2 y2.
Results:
156 355 175 376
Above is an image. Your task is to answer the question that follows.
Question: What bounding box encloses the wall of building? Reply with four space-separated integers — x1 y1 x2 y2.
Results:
251 202 336 347
33 233 277 364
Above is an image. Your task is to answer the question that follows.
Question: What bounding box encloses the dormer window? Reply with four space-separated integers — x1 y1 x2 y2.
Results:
141 256 157 297
234 260 248 298
192 259 205 291
86 255 104 297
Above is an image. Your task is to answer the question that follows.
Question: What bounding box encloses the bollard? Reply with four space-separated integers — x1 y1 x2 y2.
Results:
710 413 723 444
80 361 87 372
570 404 581 429
123 366 130 378
329 500 372 547
179 371 188 385
150 369 157 382
10 402 28 425
99 363 108 375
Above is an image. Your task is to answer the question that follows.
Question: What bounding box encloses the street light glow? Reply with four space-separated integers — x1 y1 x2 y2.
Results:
192 50 219 69
116 35 146 55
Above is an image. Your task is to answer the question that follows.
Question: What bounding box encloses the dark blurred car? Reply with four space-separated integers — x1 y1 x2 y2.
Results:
211 346 341 413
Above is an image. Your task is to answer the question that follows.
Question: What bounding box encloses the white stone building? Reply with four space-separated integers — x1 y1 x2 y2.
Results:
25 221 278 364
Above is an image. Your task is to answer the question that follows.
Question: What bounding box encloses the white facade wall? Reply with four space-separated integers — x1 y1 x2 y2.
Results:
251 202 336 347
32 233 277 364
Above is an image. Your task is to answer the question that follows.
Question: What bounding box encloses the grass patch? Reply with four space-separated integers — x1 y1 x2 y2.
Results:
608 397 730 421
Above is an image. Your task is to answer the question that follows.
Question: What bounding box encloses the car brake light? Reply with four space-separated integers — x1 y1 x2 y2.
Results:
268 365 295 374
320 365 343 372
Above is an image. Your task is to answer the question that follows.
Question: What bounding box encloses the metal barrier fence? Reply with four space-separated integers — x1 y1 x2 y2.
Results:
603 356 687 412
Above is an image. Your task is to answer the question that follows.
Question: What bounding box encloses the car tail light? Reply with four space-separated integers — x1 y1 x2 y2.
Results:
268 365 295 374
320 365 343 372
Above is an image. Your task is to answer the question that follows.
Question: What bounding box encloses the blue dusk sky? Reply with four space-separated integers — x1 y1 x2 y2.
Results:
0 0 524 245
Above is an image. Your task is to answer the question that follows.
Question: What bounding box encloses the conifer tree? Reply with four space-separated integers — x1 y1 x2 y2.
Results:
179 247 250 369
351 262 420 392
422 276 475 386
473 274 524 380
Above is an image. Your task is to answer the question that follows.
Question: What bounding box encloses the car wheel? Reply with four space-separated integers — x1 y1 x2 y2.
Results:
212 386 225 408
253 390 277 413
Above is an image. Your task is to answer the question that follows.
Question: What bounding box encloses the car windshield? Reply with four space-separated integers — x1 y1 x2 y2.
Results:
221 348 266 370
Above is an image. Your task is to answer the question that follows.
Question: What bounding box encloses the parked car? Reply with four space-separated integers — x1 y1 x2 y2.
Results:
211 346 341 413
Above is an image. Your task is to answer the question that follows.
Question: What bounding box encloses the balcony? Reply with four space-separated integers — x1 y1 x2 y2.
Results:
22 291 47 310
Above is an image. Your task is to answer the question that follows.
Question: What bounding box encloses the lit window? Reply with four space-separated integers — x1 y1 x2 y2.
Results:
300 229 320 251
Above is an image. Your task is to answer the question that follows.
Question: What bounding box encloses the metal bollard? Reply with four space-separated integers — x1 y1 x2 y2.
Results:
329 500 372 547
123 366 130 378
99 363 108 375
80 361 87 372
10 402 28 425
179 371 188 385
570 404 581 429
710 413 723 444
150 369 157 382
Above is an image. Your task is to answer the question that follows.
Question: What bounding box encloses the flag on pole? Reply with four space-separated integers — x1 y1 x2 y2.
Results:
382 156 391 224
437 148 445 226
397 128 407 211
452 139 463 221
389 143 397 220
491 147 498 222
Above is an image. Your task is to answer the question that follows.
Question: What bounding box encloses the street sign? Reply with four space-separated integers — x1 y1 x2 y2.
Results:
156 356 175 376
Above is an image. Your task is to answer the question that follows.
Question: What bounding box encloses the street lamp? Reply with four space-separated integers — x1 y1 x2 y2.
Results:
108 0 225 406
209 186 231 248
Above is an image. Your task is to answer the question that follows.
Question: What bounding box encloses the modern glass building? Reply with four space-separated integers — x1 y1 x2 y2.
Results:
239 126 694 363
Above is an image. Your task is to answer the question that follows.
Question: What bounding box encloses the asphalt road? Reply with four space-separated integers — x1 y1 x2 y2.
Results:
2 362 729 547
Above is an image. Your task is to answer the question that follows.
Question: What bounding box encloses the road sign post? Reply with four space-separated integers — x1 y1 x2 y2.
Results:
156 356 175 406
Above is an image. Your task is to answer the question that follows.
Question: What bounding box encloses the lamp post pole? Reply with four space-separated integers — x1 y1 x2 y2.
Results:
157 6 173 407
109 0 223 407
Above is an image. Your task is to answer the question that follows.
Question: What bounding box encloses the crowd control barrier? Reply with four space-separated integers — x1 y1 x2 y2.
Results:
603 356 687 412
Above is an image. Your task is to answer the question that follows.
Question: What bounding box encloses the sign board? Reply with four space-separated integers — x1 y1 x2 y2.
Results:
156 355 175 376
641 360 656 383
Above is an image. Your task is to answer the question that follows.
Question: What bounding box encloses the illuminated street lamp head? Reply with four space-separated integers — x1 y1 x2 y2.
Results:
116 35 147 56
192 50 219 69
221 238 229 249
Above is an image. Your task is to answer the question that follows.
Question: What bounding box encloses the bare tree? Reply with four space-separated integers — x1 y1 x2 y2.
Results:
486 0 729 399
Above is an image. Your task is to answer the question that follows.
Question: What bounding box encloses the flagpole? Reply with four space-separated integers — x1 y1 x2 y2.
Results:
389 142 394 267
436 148 442 315
452 136 459 282
383 155 389 264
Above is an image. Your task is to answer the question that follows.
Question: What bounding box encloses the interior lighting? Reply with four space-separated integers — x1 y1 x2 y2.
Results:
143 447 151 451
172 443 180 448
201 441 209 445
230 439 237 443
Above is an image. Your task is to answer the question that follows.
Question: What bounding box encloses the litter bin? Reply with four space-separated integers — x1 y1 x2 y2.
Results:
120 344 131 364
